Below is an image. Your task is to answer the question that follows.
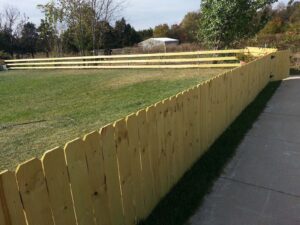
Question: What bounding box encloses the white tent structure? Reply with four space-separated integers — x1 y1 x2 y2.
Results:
138 37 179 50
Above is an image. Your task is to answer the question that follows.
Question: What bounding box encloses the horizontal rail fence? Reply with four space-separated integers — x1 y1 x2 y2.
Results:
4 47 275 70
0 49 290 225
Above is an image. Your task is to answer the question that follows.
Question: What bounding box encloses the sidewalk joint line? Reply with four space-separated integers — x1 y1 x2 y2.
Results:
220 176 300 199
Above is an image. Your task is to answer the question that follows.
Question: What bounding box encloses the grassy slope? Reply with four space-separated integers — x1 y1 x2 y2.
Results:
0 68 225 170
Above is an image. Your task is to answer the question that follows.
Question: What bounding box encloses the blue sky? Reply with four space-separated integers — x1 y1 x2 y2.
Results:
0 0 290 30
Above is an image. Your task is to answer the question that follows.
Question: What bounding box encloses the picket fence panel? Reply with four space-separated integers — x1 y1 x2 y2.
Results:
0 50 290 225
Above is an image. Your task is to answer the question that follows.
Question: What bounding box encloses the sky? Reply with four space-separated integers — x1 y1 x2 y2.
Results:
0 0 290 30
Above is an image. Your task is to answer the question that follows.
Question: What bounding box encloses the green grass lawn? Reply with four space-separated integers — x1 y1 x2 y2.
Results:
0 68 226 171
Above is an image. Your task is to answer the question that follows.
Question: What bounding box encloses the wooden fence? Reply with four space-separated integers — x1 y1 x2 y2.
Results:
4 47 276 70
0 49 290 225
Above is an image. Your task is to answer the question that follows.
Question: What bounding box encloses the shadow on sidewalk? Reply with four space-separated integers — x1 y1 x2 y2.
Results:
139 81 281 225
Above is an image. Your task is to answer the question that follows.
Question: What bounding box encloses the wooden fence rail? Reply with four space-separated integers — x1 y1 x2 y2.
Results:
4 47 276 70
0 49 290 225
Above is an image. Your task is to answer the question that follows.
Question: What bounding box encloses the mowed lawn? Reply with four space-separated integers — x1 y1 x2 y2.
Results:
0 68 226 170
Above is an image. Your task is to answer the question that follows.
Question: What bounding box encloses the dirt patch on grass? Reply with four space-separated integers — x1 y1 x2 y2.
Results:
107 69 226 88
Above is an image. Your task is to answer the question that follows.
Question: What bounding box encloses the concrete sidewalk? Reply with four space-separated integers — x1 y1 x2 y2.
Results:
189 76 300 225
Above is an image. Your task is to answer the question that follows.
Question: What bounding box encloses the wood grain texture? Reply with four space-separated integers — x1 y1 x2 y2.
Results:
114 119 136 225
64 138 96 225
137 109 156 216
174 93 185 179
16 158 54 225
84 131 112 225
145 106 161 206
42 147 77 225
101 125 124 225
0 171 27 225
0 194 5 225
154 102 168 198
168 96 179 185
162 99 172 190
126 114 144 221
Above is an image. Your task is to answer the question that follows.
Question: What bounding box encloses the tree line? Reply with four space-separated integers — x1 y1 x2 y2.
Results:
152 0 300 50
1 0 300 59
249 0 300 50
0 0 142 58
0 0 201 59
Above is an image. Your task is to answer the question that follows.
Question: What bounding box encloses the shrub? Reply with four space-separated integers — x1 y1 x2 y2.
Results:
0 51 11 61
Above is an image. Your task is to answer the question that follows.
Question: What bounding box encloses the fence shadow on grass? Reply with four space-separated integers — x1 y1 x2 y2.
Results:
139 81 281 225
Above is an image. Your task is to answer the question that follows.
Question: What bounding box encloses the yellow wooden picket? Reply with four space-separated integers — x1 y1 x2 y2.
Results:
84 132 112 225
114 119 136 225
16 158 55 225
126 114 144 221
42 147 77 225
64 139 96 225
101 125 124 225
0 171 27 225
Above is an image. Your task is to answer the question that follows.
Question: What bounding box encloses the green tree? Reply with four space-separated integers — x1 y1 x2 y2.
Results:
168 24 185 42
114 18 127 47
38 1 63 55
0 27 13 54
59 0 93 55
37 19 56 57
114 18 141 48
287 1 300 21
153 24 170 37
97 21 116 51
199 0 278 49
62 28 79 53
258 2 300 34
90 0 125 54
20 22 38 57
181 12 201 42
138 28 153 40
260 16 285 34
40 0 125 55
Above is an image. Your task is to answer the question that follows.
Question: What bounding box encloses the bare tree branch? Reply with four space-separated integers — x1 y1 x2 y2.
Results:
4 6 20 31
15 13 29 37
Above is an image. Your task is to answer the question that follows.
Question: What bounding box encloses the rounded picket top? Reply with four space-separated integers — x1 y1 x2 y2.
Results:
16 158 55 225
